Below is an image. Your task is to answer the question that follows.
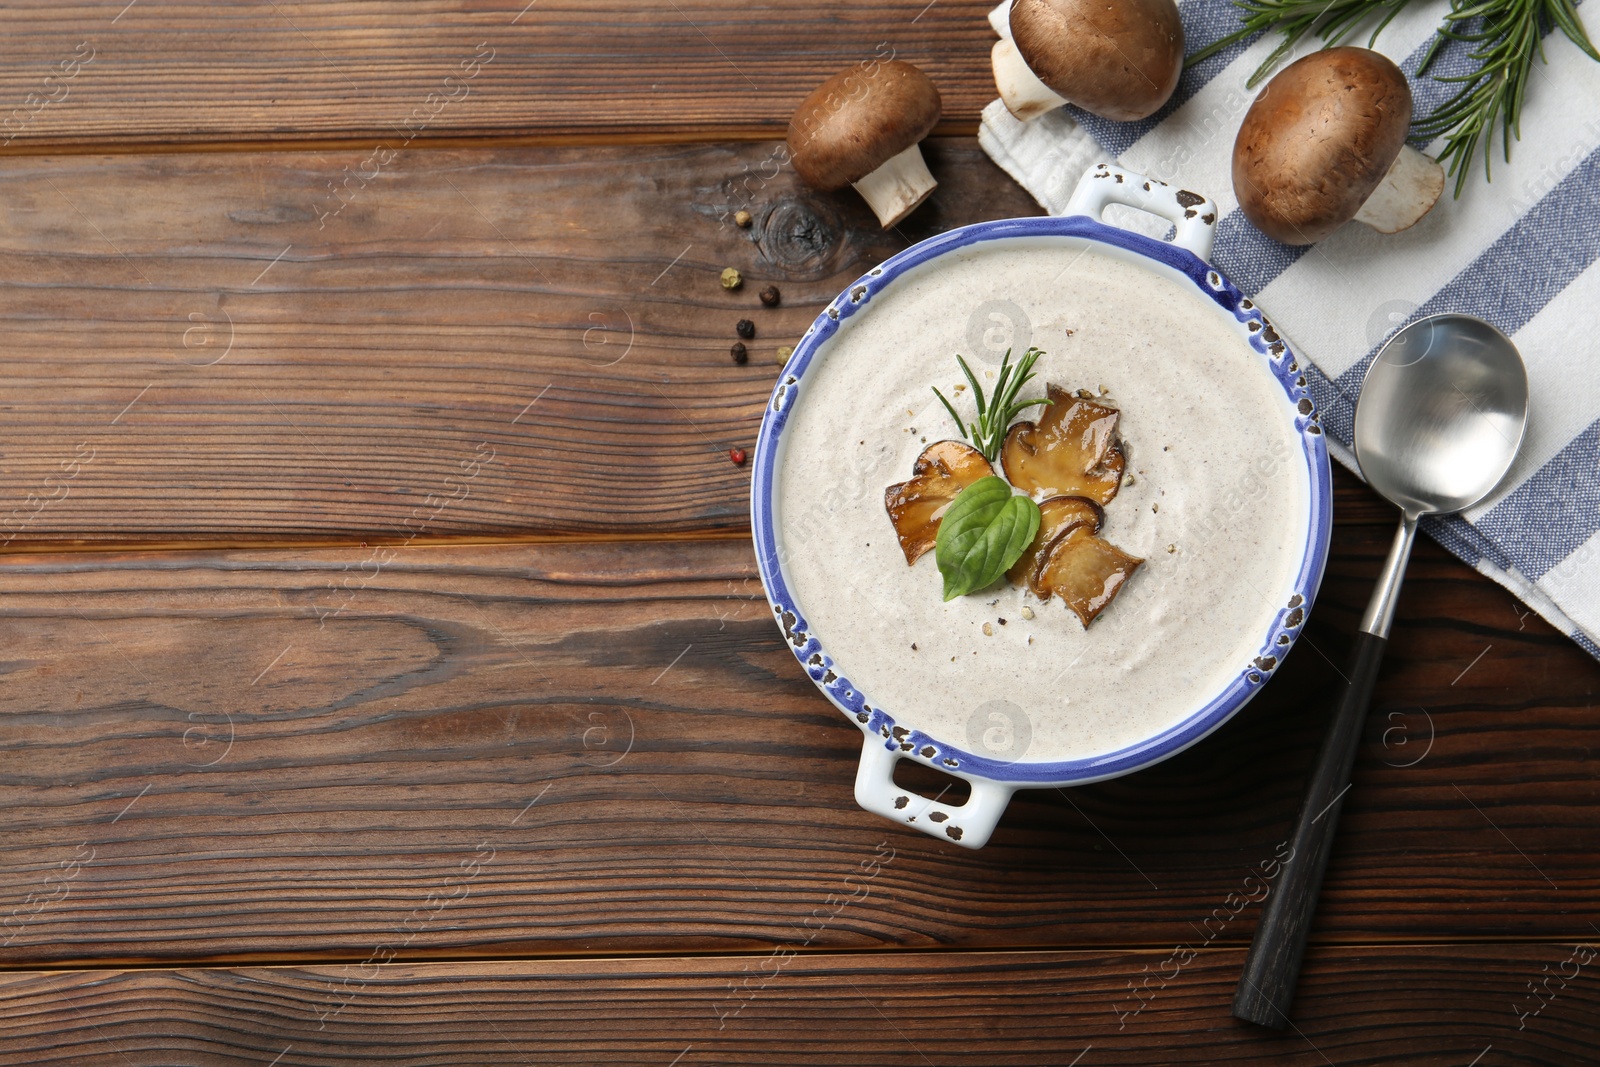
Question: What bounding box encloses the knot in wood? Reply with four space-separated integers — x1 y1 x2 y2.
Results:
757 196 840 277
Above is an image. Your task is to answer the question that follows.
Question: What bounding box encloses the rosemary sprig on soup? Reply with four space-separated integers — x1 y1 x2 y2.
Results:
931 346 1050 464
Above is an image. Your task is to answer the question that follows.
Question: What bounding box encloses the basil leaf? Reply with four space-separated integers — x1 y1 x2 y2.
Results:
935 476 1041 602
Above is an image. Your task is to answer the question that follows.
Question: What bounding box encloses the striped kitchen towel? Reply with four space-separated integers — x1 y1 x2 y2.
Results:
978 0 1600 659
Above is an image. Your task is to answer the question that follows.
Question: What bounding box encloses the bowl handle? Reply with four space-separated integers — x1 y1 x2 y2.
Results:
1065 162 1217 262
853 736 1014 850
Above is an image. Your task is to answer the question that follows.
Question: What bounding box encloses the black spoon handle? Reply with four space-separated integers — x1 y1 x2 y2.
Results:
1233 513 1418 1029
1232 629 1387 1029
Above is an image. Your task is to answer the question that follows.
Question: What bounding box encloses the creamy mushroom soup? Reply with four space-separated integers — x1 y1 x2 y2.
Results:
773 239 1309 765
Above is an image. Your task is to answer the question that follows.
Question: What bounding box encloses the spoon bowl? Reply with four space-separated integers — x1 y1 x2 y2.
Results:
1355 314 1529 518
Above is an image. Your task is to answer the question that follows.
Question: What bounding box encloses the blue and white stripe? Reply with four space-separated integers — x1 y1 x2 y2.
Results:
980 0 1600 656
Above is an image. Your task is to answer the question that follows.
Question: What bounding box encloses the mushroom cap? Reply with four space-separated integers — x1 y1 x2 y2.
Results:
1233 47 1414 245
787 60 942 190
1009 0 1183 121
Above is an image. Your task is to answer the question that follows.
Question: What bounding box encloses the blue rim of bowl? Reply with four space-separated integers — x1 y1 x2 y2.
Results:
750 214 1333 787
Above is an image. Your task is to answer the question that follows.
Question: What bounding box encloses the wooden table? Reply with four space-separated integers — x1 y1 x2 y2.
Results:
1 3 1595 1063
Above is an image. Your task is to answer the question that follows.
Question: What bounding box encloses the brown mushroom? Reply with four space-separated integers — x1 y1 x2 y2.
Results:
788 60 943 228
884 440 995 565
1000 385 1126 504
1005 495 1104 595
994 0 1183 122
1034 526 1144 627
1232 47 1445 245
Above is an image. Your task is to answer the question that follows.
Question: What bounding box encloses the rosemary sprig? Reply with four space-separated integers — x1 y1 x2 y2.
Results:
1414 0 1600 195
1186 0 1424 88
932 346 1051 463
1189 0 1600 194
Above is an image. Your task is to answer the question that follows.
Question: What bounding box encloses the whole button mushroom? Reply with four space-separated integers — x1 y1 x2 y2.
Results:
788 60 942 228
993 0 1184 122
1233 47 1445 245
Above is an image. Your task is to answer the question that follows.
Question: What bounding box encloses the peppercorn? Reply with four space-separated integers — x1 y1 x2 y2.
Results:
776 345 793 365
734 210 752 228
720 267 742 290
759 285 781 307
730 342 748 364
729 448 747 466
736 319 755 339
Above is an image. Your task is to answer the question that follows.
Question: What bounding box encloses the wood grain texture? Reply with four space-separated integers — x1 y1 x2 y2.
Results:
1 499 1596 967
6 4 1594 1057
0 1 999 148
2 946 1597 1065
0 138 1040 544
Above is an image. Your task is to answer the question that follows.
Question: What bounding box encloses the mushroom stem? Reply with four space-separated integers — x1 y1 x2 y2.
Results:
1353 145 1446 234
991 37 1068 122
851 143 938 228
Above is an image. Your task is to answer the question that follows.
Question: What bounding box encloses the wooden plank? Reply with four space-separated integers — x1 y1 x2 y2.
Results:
0 2 999 148
1 504 1596 966
1 946 1597 1064
0 138 1040 544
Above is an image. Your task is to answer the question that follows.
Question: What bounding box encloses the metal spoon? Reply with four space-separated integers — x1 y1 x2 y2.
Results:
1233 313 1529 1029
